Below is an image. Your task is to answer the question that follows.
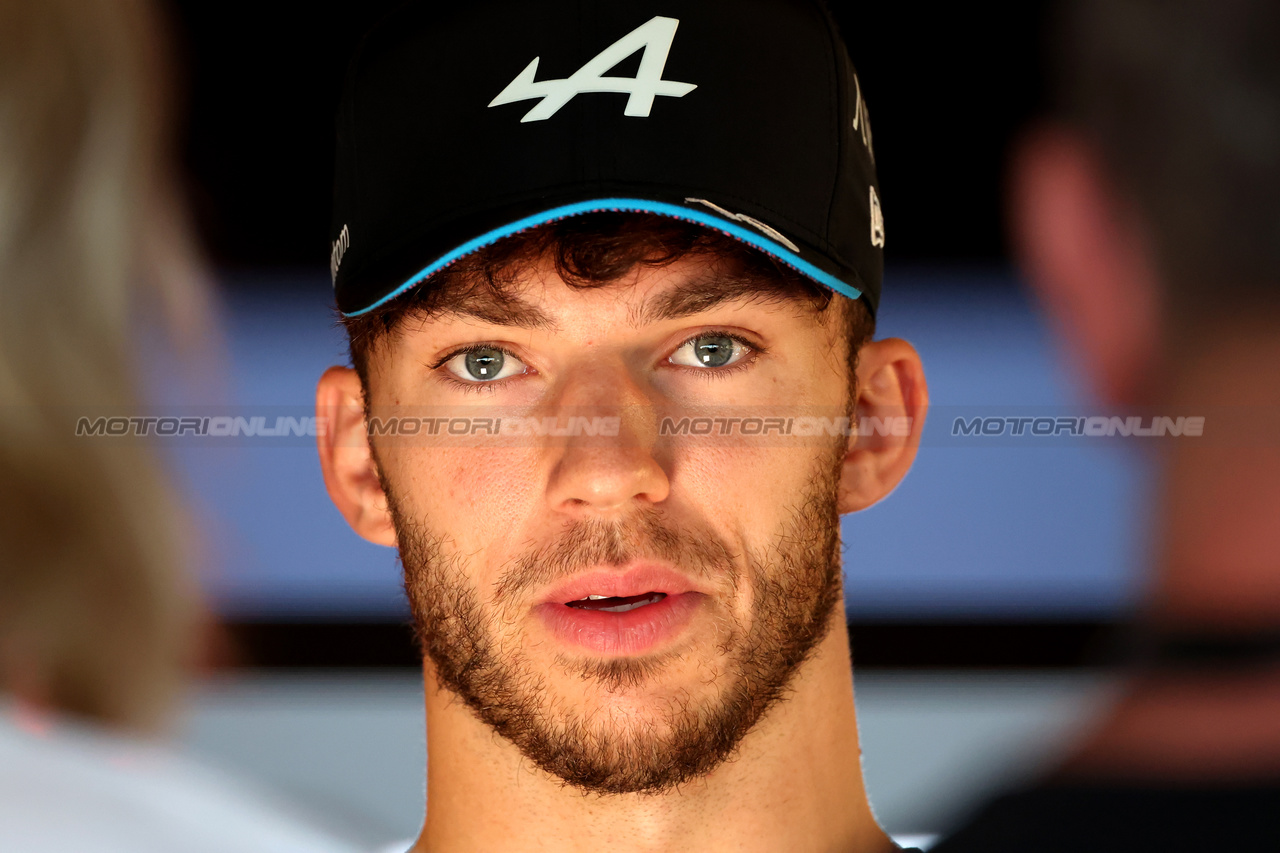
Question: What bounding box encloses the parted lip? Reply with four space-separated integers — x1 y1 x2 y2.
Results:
539 562 702 606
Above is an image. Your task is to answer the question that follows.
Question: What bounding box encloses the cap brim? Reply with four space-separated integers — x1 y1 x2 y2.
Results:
340 197 864 317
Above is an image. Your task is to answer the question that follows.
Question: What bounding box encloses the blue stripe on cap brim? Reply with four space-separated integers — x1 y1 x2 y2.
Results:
341 198 863 317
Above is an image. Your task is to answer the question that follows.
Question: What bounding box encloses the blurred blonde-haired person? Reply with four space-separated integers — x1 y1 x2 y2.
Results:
0 2 356 849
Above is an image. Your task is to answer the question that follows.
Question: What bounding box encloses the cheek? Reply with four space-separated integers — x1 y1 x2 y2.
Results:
672 442 826 548
390 446 543 559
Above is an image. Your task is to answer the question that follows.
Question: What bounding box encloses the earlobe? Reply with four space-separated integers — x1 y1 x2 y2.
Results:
837 338 929 514
315 366 398 547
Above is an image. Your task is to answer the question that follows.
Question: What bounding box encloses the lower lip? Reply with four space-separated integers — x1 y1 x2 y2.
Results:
534 592 704 655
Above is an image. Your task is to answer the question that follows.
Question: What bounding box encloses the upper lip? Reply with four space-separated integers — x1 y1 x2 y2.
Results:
540 562 702 606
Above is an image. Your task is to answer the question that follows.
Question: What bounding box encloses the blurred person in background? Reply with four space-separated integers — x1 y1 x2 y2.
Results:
0 1 358 850
932 0 1280 850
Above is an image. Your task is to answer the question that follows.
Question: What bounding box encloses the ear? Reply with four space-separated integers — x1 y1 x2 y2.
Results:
837 338 929 514
315 366 398 547
1009 124 1161 406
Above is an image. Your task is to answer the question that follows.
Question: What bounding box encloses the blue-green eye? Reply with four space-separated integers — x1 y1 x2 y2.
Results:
444 346 527 382
669 334 747 369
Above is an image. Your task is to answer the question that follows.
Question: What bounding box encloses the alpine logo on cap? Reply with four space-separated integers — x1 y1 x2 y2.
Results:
489 16 697 122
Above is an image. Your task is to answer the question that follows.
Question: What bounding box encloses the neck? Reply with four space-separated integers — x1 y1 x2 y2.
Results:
1068 329 1280 781
412 612 892 853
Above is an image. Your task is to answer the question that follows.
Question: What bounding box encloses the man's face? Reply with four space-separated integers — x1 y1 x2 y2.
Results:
364 253 855 794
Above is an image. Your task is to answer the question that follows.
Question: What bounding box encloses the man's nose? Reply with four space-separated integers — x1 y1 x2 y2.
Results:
542 363 670 518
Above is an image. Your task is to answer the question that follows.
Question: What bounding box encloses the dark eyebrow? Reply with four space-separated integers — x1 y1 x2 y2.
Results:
417 288 559 331
632 268 825 326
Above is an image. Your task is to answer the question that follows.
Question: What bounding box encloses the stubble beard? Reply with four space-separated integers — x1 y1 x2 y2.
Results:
386 443 846 796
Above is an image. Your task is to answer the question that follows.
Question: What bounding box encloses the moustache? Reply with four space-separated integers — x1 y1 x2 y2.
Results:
492 506 740 605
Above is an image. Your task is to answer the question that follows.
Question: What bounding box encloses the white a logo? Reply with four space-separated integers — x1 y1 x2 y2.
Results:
489 16 697 123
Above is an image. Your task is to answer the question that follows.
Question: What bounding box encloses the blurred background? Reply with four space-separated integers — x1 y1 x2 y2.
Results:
158 0 1137 846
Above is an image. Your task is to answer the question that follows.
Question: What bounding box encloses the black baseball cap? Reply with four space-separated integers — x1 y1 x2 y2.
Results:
330 0 885 318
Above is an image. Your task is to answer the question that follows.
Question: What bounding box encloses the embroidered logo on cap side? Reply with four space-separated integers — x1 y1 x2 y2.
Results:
489 16 697 123
684 198 802 252
852 73 875 162
869 187 885 248
331 224 350 284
